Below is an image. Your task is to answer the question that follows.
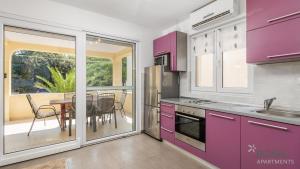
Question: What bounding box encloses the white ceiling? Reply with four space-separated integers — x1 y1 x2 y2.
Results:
51 0 214 29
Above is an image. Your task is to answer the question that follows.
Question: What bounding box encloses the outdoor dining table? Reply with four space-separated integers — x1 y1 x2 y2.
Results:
49 98 72 131
49 98 98 136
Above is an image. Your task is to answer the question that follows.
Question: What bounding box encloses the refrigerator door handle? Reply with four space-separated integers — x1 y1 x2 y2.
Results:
156 89 161 107
157 109 160 124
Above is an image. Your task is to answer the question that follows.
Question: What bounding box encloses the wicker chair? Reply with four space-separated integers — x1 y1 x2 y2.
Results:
96 93 117 128
115 90 127 117
67 94 95 136
26 94 61 136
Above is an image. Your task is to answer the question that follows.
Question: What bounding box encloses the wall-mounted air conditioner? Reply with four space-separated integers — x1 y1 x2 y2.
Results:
190 0 239 30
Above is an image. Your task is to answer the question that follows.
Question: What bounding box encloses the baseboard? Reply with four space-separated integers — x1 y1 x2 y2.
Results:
163 141 219 169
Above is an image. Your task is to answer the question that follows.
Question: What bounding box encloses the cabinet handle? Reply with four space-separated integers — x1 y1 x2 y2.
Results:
267 52 300 59
248 120 288 131
209 113 235 120
267 11 300 23
161 113 173 118
161 127 173 133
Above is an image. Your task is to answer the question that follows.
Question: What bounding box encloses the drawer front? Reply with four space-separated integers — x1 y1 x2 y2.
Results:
247 0 300 31
161 127 175 144
160 113 174 131
247 17 300 63
160 102 175 115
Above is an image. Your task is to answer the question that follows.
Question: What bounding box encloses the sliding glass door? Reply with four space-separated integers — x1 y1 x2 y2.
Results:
2 26 77 153
85 35 136 141
0 19 137 166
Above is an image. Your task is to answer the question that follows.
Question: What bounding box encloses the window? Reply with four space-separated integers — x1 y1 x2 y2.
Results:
191 20 252 93
191 31 216 91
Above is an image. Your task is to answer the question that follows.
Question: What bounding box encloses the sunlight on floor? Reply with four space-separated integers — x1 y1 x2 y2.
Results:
5 119 74 135
4 116 132 136
125 116 133 124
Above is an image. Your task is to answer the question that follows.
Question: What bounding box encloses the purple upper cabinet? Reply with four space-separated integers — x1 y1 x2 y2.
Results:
241 117 300 169
247 17 300 64
206 110 241 169
153 35 170 57
247 0 300 31
153 31 187 71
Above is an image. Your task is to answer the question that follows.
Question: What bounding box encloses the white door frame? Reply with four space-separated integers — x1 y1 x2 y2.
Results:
0 17 84 166
83 31 140 146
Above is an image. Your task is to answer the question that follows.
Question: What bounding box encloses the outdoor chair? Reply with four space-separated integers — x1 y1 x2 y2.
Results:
26 94 61 136
115 90 127 117
96 93 117 128
67 94 95 136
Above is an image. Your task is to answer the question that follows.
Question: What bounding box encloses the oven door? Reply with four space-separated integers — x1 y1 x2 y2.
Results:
175 112 206 150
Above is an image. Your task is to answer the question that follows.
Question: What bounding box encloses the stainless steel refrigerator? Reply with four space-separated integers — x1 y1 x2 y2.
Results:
144 65 179 140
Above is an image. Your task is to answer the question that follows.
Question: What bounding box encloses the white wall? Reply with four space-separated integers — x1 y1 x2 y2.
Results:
0 0 157 130
160 0 300 110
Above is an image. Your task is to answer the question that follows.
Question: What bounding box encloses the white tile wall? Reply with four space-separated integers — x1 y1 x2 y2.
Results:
180 61 300 110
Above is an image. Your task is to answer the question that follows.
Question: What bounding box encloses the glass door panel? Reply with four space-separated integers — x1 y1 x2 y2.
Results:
86 35 135 141
3 26 76 153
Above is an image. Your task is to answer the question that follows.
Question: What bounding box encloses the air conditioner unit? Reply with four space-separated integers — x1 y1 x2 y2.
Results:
190 0 239 30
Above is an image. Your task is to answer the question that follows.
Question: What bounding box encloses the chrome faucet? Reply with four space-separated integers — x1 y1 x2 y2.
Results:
264 97 277 110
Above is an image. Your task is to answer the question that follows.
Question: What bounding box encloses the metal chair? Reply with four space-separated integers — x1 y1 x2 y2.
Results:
115 90 127 117
96 93 117 128
26 94 61 136
68 94 95 136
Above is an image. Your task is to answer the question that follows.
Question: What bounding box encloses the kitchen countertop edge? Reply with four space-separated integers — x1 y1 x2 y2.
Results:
160 98 300 126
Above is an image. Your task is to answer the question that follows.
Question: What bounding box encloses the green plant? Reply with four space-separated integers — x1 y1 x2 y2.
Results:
35 66 75 93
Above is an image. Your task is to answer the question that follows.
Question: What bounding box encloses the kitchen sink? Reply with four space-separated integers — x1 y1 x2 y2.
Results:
255 109 300 118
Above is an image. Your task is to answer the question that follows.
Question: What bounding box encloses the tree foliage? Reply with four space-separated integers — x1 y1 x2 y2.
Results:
12 50 114 94
35 67 75 93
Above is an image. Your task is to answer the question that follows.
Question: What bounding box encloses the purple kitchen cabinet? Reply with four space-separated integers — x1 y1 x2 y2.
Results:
247 0 300 31
160 102 175 144
160 102 175 115
247 17 300 64
153 31 187 71
206 110 241 169
241 117 300 169
153 35 170 57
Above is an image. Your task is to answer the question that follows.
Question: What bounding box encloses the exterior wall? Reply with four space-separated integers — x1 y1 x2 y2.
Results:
9 93 64 121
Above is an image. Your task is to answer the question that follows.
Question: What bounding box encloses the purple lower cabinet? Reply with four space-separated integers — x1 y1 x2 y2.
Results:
174 139 206 159
241 117 300 169
206 110 241 169
161 127 175 144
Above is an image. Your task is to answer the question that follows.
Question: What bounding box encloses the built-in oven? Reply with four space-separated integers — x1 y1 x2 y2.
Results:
175 105 206 151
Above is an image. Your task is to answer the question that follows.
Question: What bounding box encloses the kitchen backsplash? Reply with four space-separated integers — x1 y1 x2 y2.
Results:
180 61 300 110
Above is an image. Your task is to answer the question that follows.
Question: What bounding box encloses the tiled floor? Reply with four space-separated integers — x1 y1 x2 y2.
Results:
2 134 211 169
5 112 133 153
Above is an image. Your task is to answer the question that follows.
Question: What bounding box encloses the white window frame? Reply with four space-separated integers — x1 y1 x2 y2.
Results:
191 19 253 94
191 30 217 92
